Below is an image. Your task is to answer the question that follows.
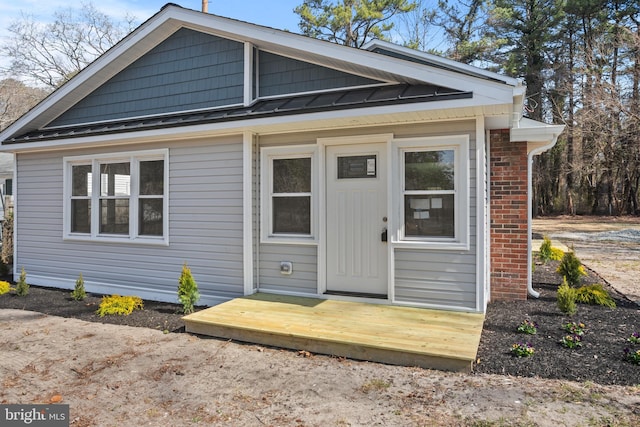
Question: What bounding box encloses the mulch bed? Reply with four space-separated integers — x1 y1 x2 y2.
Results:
1 264 638 386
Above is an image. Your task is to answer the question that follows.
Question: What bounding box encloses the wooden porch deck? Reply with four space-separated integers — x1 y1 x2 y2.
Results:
182 293 485 372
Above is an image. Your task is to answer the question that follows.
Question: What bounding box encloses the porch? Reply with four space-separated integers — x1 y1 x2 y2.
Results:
182 293 485 372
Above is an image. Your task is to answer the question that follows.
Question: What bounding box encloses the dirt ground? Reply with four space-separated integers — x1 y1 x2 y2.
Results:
1 309 639 427
533 215 640 303
1 216 639 426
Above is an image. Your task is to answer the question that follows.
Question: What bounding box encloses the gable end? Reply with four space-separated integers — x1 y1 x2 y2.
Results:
50 28 245 127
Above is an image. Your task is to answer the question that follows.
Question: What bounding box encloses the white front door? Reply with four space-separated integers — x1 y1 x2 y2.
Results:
326 143 388 296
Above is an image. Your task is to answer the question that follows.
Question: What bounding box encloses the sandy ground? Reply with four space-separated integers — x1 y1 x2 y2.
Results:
533 216 640 303
1 310 639 427
1 216 639 426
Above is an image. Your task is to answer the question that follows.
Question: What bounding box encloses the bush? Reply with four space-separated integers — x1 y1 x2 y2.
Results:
557 277 577 315
178 262 200 314
70 273 87 301
575 284 616 308
557 250 586 286
15 267 29 297
97 295 143 317
538 236 554 263
0 280 10 295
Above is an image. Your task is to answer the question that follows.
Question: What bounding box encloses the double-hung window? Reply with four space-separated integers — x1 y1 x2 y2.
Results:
395 136 469 248
65 149 168 244
261 146 317 243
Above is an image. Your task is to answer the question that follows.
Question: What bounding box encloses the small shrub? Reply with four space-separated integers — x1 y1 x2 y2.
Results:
178 262 200 314
561 334 583 349
517 319 538 335
557 278 577 315
538 236 553 262
557 250 586 286
70 273 86 301
0 280 10 295
97 295 143 317
575 284 616 308
623 348 640 364
549 247 565 261
511 342 535 357
538 237 564 263
564 321 587 336
15 267 29 297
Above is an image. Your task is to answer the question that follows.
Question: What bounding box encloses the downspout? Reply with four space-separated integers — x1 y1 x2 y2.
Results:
526 141 557 298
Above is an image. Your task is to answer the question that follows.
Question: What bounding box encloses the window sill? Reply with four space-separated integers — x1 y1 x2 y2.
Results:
64 234 169 246
260 236 318 246
391 240 470 251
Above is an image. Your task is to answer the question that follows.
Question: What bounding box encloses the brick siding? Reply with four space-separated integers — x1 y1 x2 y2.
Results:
490 129 529 301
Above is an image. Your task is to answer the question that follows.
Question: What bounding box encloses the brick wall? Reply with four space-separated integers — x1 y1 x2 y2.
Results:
490 129 529 301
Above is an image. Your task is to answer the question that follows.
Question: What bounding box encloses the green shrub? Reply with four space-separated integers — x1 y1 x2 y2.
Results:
538 236 553 263
70 273 87 301
557 250 586 286
549 247 565 261
0 280 10 295
15 267 29 297
575 284 616 308
178 262 200 314
557 277 577 315
97 295 144 317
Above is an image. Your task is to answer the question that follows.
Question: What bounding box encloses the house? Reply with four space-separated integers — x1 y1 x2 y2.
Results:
0 4 563 313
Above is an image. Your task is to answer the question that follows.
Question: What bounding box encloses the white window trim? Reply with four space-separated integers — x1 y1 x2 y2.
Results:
63 149 169 246
392 135 469 250
260 145 318 245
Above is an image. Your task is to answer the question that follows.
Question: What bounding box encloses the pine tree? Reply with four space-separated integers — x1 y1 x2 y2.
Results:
178 262 200 314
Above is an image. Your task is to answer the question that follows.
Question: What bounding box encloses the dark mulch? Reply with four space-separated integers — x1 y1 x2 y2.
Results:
475 261 640 386
0 263 638 386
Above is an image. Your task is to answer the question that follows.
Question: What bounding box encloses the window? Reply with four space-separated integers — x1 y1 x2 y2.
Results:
395 136 468 247
261 146 317 242
64 150 168 244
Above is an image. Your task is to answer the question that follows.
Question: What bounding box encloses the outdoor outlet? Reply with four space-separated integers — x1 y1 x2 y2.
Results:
280 261 293 275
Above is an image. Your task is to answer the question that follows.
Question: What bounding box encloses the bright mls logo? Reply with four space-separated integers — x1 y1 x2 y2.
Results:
1 405 69 426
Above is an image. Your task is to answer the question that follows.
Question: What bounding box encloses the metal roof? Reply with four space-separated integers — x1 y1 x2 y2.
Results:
5 84 472 144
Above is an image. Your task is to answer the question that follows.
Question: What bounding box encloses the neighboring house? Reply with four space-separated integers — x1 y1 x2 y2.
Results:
0 153 13 220
0 4 563 312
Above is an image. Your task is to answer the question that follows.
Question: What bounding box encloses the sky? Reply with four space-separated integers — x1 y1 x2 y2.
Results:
0 0 304 49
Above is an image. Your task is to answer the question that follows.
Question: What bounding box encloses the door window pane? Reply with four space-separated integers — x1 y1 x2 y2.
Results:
337 155 377 179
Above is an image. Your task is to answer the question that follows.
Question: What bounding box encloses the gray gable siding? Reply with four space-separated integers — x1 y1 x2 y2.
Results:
51 29 245 127
258 51 381 97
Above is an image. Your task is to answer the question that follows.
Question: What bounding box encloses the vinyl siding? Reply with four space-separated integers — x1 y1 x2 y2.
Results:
258 244 317 294
394 123 478 309
51 28 245 127
258 51 380 97
15 137 245 305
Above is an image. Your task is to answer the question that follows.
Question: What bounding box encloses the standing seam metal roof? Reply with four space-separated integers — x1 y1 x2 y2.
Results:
6 83 472 144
